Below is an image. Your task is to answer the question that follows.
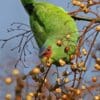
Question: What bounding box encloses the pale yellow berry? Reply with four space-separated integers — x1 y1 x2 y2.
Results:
82 48 86 52
76 89 81 95
94 95 100 100
44 79 47 83
46 61 52 67
96 26 100 31
32 67 40 74
56 40 62 46
64 78 69 83
71 63 77 69
28 92 35 97
96 58 100 64
82 67 87 71
5 93 12 100
88 0 93 5
81 85 86 90
75 1 81 6
66 34 70 39
59 59 66 66
4 77 13 85
26 95 32 100
82 48 87 56
80 3 85 8
70 54 75 60
38 92 41 96
83 7 89 13
72 0 81 6
78 61 85 67
72 0 77 5
62 94 68 99
56 78 61 84
12 68 20 76
92 76 97 82
83 51 87 55
94 64 100 70
55 88 62 93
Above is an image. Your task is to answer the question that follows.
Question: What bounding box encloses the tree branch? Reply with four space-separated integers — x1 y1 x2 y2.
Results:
71 15 100 23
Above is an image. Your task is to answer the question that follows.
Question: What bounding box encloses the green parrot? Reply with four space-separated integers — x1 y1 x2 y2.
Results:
20 0 79 66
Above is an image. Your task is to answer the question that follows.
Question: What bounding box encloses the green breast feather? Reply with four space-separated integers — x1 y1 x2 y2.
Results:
21 0 79 65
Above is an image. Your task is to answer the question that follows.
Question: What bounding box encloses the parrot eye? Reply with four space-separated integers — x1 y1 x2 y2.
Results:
47 46 51 51
47 48 50 51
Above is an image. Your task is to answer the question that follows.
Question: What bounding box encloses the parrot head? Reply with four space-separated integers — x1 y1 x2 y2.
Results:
20 0 35 15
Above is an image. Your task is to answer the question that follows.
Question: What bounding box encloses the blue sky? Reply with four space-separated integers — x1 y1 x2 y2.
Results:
0 0 28 32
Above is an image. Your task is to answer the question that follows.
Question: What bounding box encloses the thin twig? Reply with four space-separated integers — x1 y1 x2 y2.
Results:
71 15 100 23
84 31 99 66
36 66 51 99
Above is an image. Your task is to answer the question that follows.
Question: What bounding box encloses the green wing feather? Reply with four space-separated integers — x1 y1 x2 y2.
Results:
21 0 79 64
